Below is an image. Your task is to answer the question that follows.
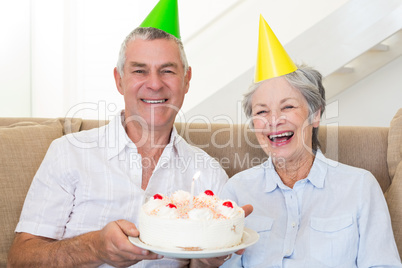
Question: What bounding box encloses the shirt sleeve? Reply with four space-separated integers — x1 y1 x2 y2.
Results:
15 137 76 239
356 171 402 266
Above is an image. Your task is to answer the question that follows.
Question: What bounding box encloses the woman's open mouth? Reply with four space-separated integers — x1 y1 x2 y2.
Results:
268 131 294 143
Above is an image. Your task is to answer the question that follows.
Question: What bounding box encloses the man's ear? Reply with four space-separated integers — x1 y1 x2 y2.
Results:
184 66 192 94
114 67 124 95
312 109 321 128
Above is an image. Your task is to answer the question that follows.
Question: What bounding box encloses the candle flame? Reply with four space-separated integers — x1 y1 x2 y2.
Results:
193 171 201 181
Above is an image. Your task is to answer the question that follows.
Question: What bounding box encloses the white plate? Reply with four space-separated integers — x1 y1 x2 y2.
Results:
128 227 259 259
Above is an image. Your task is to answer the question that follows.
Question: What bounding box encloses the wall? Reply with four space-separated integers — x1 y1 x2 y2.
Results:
0 0 31 117
185 56 402 127
1 0 400 127
0 0 348 119
181 0 349 114
322 56 402 127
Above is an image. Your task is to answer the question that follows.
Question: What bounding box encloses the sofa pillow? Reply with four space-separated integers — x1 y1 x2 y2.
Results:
388 108 402 181
0 119 63 266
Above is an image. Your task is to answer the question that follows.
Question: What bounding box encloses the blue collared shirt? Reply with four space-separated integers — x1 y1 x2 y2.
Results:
221 151 401 267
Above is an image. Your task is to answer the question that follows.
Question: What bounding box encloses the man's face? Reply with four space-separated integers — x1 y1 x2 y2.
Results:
114 38 191 131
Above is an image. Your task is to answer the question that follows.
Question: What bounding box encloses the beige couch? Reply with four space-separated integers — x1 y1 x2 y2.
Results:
1 108 402 266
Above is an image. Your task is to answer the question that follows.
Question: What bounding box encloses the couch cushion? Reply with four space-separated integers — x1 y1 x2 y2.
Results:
0 119 63 266
388 108 402 181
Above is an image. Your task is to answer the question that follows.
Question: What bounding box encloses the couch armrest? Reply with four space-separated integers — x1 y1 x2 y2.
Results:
385 162 402 260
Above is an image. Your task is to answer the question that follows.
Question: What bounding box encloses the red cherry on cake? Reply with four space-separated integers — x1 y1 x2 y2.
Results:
222 201 233 208
166 203 177 209
204 190 214 196
153 194 163 200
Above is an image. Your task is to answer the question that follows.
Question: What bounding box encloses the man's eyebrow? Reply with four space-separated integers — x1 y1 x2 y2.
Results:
129 62 146 68
160 62 178 69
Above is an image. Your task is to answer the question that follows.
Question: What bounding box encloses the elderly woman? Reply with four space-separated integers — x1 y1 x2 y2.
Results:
219 15 401 267
220 63 401 267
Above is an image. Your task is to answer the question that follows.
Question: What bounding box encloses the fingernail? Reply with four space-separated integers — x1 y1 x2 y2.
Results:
141 250 149 255
157 254 164 259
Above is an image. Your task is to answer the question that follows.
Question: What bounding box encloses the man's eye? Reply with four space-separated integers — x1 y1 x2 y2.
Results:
162 69 174 74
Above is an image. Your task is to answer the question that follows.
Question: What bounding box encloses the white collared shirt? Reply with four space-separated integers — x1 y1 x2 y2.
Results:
221 150 401 268
16 112 228 267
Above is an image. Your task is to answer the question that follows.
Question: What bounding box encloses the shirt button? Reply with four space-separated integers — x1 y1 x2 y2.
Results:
292 222 297 228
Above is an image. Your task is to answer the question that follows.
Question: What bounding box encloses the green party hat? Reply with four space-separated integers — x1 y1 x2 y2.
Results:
139 0 181 39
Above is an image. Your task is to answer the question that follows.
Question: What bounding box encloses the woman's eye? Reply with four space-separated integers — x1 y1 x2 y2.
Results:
283 105 294 110
256 110 267 115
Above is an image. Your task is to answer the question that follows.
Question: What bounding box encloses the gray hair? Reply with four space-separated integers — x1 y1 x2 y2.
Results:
116 27 189 77
243 64 326 151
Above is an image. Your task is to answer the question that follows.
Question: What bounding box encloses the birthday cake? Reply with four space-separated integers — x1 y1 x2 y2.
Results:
138 190 245 251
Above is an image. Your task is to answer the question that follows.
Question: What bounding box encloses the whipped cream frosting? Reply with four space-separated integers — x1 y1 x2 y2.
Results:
142 190 244 220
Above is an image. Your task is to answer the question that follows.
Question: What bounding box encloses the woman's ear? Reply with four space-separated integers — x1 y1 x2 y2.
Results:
312 109 321 128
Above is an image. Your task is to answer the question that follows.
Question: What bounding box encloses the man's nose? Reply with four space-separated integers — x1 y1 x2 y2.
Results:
146 72 163 91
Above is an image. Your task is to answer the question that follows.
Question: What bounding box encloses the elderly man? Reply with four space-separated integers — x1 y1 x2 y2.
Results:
7 1 249 267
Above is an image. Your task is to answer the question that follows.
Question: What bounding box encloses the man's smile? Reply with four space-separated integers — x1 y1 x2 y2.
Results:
141 99 168 104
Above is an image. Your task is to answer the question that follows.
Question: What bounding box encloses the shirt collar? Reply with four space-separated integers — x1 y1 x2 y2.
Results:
105 111 180 160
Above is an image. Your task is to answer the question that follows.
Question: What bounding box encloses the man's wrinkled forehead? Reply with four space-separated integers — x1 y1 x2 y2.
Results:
127 61 179 69
125 39 184 69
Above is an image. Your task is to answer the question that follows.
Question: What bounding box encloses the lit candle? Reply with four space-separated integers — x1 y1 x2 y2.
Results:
190 171 201 207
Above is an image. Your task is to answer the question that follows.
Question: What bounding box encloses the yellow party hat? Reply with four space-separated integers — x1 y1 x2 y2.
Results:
254 15 297 82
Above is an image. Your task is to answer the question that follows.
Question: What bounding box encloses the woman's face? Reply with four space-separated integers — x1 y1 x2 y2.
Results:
251 76 320 163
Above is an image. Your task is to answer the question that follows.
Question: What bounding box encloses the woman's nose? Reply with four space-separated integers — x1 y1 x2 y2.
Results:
267 112 286 128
